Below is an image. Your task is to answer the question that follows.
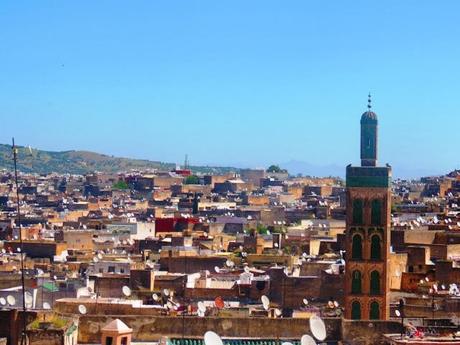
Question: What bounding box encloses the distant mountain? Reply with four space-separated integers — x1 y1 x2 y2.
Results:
0 144 238 175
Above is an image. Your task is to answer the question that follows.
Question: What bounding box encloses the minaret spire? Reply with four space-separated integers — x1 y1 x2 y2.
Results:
367 93 372 110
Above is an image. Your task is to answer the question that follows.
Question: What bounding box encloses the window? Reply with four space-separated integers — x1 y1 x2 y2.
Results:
370 301 380 320
370 270 380 295
108 266 115 273
351 270 362 294
121 337 128 345
371 199 382 225
370 235 381 260
352 199 363 225
351 301 361 320
352 234 363 260
106 337 113 345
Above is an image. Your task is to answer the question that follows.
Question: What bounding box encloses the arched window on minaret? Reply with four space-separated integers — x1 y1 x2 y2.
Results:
370 235 382 260
352 234 363 260
371 199 382 225
370 301 380 320
351 270 362 294
370 270 381 295
351 301 361 320
352 199 363 225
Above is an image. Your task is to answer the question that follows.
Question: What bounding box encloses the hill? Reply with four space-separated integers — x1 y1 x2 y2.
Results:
0 144 237 175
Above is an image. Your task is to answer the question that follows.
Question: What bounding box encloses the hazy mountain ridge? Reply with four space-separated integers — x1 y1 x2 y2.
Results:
0 144 237 175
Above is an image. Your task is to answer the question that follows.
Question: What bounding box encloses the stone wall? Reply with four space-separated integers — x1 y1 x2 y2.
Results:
77 315 341 344
341 319 401 345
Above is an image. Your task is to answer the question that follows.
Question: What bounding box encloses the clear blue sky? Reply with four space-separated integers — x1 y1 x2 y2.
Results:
1 1 459 177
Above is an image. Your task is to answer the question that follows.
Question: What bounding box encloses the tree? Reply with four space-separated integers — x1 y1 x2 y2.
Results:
112 180 129 190
184 175 200 185
267 165 287 173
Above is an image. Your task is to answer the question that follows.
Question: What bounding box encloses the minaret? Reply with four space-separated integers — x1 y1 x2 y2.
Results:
360 93 378 167
344 95 392 320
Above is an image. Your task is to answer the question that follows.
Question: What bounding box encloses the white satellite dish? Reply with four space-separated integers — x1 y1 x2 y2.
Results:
301 334 317 345
152 293 160 301
197 309 205 317
43 302 51 310
198 301 206 313
24 291 33 306
6 295 16 306
122 286 131 297
395 310 401 317
78 304 87 315
93 257 99 263
310 315 327 341
261 295 270 310
275 308 282 317
226 260 234 268
204 331 223 345
244 266 250 274
303 298 309 306
163 288 170 297
214 266 220 273
0 297 5 306
97 253 103 260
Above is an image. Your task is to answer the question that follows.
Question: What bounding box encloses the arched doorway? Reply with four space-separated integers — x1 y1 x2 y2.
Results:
369 301 380 320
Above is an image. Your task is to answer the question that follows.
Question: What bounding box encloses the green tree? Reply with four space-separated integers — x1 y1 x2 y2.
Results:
112 180 129 190
267 165 287 173
184 175 200 184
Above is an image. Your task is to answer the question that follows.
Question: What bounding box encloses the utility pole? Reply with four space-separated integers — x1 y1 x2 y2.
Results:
12 138 27 345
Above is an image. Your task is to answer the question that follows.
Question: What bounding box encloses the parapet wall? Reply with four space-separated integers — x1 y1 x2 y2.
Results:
77 315 341 343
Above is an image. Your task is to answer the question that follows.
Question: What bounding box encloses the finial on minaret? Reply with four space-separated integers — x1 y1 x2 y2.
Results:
368 93 372 110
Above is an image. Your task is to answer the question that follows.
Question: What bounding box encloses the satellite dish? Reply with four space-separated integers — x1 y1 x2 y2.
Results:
333 301 340 308
43 302 51 310
198 301 206 313
395 310 401 317
97 253 103 260
197 309 205 317
215 296 225 309
152 293 160 301
275 308 282 317
163 289 170 297
6 295 16 306
78 304 87 315
204 331 223 345
122 286 131 297
244 266 250 274
261 295 270 310
310 315 327 341
93 257 99 263
301 334 317 345
24 291 33 306
0 297 5 306
214 266 220 273
303 298 309 306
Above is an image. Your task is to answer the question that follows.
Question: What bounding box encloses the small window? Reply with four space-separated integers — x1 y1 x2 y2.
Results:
121 337 128 345
106 337 113 345
352 199 363 225
371 199 382 225
108 266 115 273
370 301 380 320
370 270 380 295
351 270 362 294
351 301 361 320
370 235 382 260
352 234 363 260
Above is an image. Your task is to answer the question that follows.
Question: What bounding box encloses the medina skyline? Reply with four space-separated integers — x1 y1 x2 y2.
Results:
1 1 459 178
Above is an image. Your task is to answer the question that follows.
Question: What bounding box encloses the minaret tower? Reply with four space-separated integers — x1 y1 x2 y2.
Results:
344 95 392 320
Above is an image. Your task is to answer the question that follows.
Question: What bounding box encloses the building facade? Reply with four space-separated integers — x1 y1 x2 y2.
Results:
344 96 392 320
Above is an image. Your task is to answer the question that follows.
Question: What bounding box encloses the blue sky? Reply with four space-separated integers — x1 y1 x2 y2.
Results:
0 1 459 177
